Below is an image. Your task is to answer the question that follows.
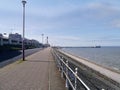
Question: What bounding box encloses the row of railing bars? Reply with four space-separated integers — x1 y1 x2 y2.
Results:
53 49 90 90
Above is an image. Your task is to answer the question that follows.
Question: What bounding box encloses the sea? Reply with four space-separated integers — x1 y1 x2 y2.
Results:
61 47 120 71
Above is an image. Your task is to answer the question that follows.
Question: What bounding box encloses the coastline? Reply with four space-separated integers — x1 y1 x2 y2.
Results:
58 49 120 87
61 49 120 74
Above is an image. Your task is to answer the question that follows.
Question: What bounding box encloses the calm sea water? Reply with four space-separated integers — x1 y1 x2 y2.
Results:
62 47 120 71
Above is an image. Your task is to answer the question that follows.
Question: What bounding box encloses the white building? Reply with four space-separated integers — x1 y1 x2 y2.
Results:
0 33 9 46
0 33 42 48
9 33 22 45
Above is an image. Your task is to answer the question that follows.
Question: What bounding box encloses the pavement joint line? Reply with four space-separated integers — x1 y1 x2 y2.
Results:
48 61 51 90
26 60 54 63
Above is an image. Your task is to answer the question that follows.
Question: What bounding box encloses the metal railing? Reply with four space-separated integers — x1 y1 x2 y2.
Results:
53 49 90 90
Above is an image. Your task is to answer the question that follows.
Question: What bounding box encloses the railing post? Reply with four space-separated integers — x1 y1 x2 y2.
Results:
61 57 64 78
58 56 61 71
54 50 90 90
65 60 69 88
75 68 78 90
56 56 59 68
59 60 61 71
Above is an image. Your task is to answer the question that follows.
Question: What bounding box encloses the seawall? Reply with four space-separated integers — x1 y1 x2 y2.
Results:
53 48 120 89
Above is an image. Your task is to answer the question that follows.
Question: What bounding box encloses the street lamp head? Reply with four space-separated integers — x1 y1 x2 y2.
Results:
22 0 27 5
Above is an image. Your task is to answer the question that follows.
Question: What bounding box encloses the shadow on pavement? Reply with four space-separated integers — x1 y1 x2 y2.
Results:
26 60 54 62
0 50 22 62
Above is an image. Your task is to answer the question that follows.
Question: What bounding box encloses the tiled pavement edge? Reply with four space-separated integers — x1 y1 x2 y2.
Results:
0 47 67 90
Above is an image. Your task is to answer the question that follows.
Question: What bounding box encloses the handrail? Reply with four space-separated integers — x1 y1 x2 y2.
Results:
53 49 90 90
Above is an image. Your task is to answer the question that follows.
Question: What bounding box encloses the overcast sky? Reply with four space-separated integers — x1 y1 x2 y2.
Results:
0 0 120 46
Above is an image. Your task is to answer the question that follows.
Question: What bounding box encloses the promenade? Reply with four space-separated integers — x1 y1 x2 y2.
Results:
0 48 66 90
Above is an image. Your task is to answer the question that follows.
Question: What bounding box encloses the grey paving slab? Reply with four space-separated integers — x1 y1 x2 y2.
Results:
0 48 67 90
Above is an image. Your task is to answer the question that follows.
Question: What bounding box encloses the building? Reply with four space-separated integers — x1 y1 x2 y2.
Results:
0 33 9 46
0 33 3 46
9 33 22 45
30 39 42 47
0 33 3 37
0 33 43 48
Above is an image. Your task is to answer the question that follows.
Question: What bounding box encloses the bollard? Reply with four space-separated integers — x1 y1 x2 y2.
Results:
65 60 69 88
75 68 78 90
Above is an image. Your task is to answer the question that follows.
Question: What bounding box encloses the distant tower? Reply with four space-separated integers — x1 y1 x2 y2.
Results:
46 36 48 44
41 34 44 44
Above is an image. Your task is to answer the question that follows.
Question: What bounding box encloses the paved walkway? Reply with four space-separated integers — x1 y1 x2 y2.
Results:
0 48 67 90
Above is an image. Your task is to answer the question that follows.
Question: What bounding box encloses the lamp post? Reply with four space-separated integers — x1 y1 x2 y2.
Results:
41 34 44 44
22 0 27 61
